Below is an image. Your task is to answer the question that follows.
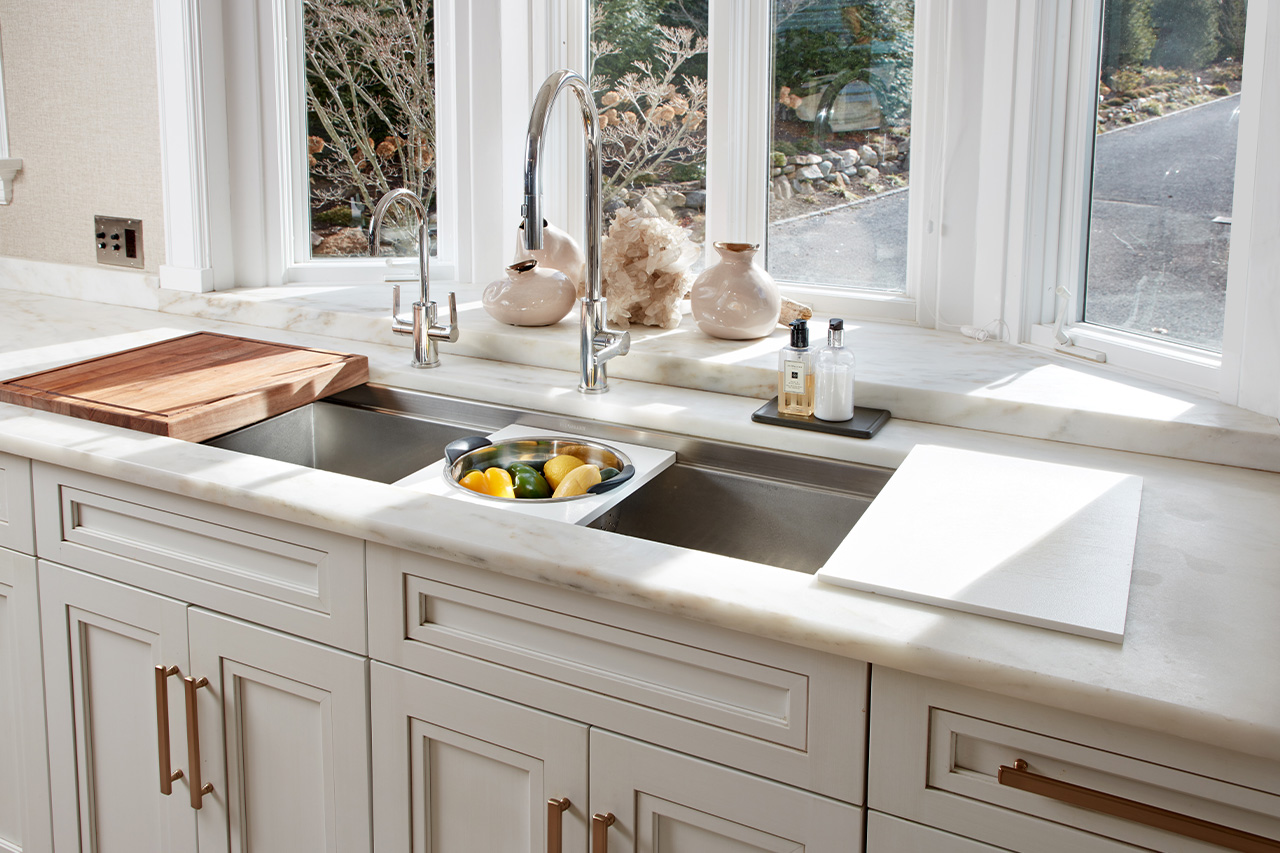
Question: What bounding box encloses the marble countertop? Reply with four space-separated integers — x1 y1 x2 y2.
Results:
6 256 1279 473
1 282 1278 764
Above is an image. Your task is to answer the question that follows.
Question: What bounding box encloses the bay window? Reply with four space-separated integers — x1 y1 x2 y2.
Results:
155 0 1279 418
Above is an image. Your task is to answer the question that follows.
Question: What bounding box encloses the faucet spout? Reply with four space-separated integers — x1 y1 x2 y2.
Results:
523 69 628 393
371 187 459 368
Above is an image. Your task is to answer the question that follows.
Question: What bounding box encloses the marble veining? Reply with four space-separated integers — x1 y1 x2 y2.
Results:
0 285 1277 764
3 257 1278 473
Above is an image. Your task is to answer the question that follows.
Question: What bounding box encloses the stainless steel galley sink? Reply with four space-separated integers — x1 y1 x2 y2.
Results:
204 384 892 572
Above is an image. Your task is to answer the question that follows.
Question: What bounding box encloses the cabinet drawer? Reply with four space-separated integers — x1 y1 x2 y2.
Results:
870 669 1280 853
0 452 33 554
368 544 867 804
867 812 1012 852
33 463 366 652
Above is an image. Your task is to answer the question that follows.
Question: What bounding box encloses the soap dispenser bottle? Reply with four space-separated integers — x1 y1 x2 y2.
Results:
778 319 815 416
815 318 856 422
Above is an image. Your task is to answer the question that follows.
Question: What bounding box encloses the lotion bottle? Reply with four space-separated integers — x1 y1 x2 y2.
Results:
778 319 815 416
815 318 856 422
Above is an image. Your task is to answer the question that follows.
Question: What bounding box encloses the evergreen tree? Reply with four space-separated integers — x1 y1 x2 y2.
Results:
1149 0 1221 69
1101 0 1156 72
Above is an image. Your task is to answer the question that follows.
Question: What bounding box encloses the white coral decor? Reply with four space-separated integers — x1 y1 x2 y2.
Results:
600 207 698 329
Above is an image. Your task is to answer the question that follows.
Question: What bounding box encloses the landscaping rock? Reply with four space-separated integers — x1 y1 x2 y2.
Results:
684 190 707 209
858 145 880 167
818 161 833 177
796 165 824 180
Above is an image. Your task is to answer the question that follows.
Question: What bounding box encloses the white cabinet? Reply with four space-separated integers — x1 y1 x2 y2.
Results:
371 663 861 853
39 563 371 853
371 662 589 853
866 812 1010 852
0 549 52 853
869 668 1280 853
0 452 34 553
367 544 868 804
589 730 862 853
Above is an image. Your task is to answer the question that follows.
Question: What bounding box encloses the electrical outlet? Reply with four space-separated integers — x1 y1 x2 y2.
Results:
95 216 144 269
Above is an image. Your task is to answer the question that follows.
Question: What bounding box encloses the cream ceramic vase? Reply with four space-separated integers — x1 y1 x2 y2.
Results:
483 259 577 326
690 242 782 340
513 219 587 299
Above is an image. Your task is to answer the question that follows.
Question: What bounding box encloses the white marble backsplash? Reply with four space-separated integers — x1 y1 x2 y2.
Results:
3 256 1278 472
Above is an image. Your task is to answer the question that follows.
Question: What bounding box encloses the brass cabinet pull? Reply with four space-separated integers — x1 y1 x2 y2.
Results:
547 797 571 853
183 676 215 810
154 665 184 795
591 813 615 853
999 759 1280 852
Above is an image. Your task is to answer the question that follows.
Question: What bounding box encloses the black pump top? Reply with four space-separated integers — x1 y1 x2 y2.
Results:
789 319 809 348
829 318 844 331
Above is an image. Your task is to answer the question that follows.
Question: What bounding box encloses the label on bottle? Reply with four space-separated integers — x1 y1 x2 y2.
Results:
783 359 806 393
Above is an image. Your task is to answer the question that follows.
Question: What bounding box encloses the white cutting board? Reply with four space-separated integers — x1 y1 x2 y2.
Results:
817 445 1143 642
394 425 676 526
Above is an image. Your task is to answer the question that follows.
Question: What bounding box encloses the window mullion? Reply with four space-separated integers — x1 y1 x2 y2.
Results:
705 0 770 250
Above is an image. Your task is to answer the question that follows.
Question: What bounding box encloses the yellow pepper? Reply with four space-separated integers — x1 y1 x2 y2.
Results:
459 467 515 498
459 469 487 494
484 467 515 499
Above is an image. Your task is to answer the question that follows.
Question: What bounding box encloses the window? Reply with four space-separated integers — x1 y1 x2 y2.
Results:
580 0 929 322
767 1 914 294
1026 0 1279 409
304 0 438 262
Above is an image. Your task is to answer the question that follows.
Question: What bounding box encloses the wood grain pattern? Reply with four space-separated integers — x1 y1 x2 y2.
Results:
0 332 369 441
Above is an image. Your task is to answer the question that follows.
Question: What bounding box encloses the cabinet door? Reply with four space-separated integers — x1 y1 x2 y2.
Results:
371 662 589 853
188 609 372 853
0 550 52 853
39 562 197 853
588 730 862 853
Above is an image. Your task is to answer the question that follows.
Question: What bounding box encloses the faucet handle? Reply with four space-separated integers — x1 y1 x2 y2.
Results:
391 284 414 334
428 291 460 344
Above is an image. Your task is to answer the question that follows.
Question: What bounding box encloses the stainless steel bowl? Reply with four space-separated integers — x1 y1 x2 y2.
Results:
443 435 635 502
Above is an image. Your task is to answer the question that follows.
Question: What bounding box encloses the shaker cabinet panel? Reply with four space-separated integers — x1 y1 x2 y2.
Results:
587 730 863 853
0 550 51 853
371 662 589 853
33 464 367 653
39 561 197 853
189 609 372 853
0 452 33 554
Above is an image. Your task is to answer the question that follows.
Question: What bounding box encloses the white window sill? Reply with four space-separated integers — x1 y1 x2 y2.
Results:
1 256 1277 472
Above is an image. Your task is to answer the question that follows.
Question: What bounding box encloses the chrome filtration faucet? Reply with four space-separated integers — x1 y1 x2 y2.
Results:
369 188 459 368
522 69 630 393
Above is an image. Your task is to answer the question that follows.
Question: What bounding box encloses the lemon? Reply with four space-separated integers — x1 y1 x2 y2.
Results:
551 464 601 498
542 454 585 489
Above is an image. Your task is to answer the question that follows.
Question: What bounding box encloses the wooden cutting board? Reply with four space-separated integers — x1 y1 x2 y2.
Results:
0 332 369 442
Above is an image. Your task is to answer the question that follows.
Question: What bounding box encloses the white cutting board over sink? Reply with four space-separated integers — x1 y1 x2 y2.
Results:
817 445 1143 642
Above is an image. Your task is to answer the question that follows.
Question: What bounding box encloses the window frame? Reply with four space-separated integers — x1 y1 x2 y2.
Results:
1019 0 1280 408
155 0 1280 418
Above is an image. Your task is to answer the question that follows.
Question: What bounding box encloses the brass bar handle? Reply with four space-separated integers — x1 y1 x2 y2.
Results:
591 813 615 853
154 665 183 795
998 759 1280 852
183 676 215 810
547 797 570 853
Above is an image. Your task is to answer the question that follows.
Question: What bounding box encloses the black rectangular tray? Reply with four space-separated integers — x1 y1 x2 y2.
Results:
751 397 891 439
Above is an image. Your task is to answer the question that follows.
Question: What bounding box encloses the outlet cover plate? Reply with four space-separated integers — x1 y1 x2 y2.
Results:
95 216 144 269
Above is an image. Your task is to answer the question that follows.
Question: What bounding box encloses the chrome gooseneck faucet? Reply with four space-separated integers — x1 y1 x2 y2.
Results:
369 188 459 369
522 69 629 393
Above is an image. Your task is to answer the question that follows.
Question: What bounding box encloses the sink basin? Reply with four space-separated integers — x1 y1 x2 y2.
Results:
590 450 888 574
205 384 891 572
206 400 479 484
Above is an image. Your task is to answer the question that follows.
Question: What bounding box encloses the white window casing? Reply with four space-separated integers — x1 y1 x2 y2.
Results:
153 0 1279 419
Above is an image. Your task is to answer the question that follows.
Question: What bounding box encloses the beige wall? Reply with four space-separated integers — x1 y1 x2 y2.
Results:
0 0 165 271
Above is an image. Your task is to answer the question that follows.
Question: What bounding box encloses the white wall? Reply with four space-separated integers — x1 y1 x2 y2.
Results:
0 0 165 272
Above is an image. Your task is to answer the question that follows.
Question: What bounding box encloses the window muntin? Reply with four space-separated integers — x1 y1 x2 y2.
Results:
1081 0 1247 352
